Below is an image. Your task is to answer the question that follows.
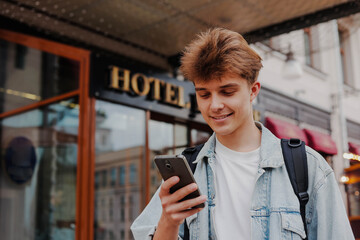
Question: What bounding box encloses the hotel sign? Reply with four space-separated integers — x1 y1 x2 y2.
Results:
109 66 191 108
90 54 204 121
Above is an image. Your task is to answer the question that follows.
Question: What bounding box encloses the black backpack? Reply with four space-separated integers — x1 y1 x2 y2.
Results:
181 138 309 240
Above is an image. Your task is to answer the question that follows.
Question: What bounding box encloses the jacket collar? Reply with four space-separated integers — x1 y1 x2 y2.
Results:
193 122 284 169
256 122 284 168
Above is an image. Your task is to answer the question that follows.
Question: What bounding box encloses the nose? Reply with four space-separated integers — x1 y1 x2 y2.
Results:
210 95 224 112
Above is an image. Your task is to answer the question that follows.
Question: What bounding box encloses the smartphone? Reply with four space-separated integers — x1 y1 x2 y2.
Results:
154 155 205 208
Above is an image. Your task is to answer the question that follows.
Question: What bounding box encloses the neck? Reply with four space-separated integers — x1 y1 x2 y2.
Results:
217 120 261 152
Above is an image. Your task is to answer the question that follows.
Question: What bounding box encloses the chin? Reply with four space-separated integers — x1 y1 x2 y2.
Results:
213 128 234 137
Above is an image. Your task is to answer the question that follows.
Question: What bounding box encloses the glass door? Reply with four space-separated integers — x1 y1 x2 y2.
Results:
148 113 212 198
0 30 90 240
0 99 79 240
93 100 146 240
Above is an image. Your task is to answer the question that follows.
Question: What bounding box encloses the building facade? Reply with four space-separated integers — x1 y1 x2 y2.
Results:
253 14 360 236
1 8 360 240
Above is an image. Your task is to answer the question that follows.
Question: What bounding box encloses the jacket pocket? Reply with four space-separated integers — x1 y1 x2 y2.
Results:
281 212 306 239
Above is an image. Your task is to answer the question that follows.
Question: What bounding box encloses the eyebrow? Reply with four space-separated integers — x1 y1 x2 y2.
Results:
195 87 207 91
219 83 239 89
195 83 239 91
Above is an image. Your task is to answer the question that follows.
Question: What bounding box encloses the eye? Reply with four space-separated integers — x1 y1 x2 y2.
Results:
197 92 210 99
221 90 235 96
199 93 210 99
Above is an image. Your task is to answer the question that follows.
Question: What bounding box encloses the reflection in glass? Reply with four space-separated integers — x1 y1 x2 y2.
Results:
148 120 174 198
0 98 79 240
175 124 187 154
129 164 137 184
149 120 174 155
119 166 125 186
348 183 360 216
191 129 211 146
148 121 190 198
0 40 79 114
111 168 116 186
94 100 145 240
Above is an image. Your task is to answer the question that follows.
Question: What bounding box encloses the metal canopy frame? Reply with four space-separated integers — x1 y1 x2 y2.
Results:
1 0 360 69
244 0 360 43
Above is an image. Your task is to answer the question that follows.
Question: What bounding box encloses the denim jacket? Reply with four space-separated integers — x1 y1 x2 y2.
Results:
131 122 355 240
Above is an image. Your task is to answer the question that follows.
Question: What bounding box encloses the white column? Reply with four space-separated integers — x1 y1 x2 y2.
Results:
330 20 350 207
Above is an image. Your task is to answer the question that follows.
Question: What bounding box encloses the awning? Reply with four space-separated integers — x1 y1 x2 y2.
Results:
265 117 308 144
304 129 338 155
349 142 360 155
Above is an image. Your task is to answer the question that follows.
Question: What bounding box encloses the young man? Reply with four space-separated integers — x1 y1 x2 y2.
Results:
131 28 354 240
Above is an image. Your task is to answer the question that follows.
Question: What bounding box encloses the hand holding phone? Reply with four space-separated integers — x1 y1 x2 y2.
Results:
154 155 205 209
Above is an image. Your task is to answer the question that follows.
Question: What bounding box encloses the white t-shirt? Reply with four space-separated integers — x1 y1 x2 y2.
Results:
214 137 260 240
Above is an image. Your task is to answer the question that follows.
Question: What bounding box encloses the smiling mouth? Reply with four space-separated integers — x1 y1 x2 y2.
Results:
211 112 234 120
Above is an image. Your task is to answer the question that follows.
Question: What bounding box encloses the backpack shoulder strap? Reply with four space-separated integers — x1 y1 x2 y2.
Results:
181 143 205 173
281 138 309 239
180 143 204 240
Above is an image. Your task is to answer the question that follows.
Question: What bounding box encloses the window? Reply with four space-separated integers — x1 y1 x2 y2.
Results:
94 102 145 240
338 27 354 86
109 231 115 240
304 28 313 66
347 182 360 216
95 171 100 189
191 129 211 146
0 98 79 240
102 170 107 187
303 27 321 70
261 38 271 47
260 36 281 51
119 166 125 185
0 30 89 240
151 175 157 186
120 195 125 222
129 164 137 184
110 168 116 186
175 123 188 153
109 198 113 221
148 114 212 198
120 230 125 240
101 198 106 221
129 195 134 221
0 40 79 114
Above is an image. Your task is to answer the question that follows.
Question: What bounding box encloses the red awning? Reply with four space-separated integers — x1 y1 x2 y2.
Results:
303 129 338 155
265 117 308 144
349 142 360 155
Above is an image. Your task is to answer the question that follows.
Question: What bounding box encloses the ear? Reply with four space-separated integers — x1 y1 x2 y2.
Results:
250 81 261 102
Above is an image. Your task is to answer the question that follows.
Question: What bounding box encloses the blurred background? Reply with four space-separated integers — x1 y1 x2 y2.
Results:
1 0 360 239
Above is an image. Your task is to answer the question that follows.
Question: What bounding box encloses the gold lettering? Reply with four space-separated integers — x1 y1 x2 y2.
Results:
165 83 178 105
109 66 190 109
110 66 130 92
177 86 186 107
149 77 165 100
131 73 150 96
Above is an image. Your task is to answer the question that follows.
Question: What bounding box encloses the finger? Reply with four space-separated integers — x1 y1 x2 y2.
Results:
159 176 179 196
171 207 204 222
167 195 207 213
168 182 198 203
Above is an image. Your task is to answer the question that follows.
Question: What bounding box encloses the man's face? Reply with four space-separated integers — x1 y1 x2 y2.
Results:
194 75 259 138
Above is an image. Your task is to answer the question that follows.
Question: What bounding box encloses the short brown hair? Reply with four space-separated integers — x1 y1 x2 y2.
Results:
180 28 263 84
